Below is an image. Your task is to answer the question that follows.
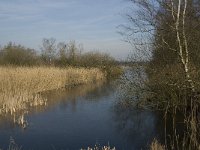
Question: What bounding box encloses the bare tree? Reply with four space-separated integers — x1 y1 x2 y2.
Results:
120 1 200 148
56 42 68 66
121 0 200 99
41 38 57 65
57 42 67 59
66 41 78 65
169 0 195 91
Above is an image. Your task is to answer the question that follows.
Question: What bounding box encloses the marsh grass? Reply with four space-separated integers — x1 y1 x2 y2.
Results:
149 105 200 150
81 144 116 150
0 66 105 116
150 139 165 150
0 137 21 150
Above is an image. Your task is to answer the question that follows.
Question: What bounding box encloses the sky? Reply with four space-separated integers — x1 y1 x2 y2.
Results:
0 0 133 60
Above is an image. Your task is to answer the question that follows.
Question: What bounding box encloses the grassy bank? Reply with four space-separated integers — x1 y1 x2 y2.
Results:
0 66 105 115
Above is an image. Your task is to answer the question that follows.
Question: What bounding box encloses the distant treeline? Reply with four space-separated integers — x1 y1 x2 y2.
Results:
0 38 123 78
0 38 114 67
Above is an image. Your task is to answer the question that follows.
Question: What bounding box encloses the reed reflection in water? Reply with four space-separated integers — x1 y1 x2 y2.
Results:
0 81 166 150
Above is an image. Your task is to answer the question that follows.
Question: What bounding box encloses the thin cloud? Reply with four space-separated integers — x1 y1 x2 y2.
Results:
0 0 132 59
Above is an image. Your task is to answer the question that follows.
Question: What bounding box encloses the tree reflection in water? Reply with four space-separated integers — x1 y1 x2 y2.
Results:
112 100 165 149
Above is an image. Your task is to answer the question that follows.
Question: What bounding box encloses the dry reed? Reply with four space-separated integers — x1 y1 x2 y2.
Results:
150 139 165 150
0 66 105 115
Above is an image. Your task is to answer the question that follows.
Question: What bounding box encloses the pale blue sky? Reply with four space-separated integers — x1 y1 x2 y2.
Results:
0 0 132 59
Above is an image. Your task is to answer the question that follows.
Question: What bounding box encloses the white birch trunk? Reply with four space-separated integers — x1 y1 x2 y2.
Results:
174 0 195 92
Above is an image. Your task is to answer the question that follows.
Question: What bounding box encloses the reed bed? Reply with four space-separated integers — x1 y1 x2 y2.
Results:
0 66 105 115
150 139 165 150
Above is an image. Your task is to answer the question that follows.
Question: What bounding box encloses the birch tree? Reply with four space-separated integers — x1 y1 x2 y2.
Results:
171 0 195 91
122 0 200 103
121 1 200 148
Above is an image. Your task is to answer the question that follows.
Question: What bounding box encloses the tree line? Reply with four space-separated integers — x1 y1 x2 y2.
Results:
121 0 200 149
122 0 200 111
0 38 115 68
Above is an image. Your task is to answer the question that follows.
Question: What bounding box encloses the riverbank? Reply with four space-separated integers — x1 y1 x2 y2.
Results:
0 66 105 115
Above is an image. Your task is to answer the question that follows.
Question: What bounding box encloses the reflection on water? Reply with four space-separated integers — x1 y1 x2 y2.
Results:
0 81 166 150
0 82 106 128
32 81 107 114
112 102 165 150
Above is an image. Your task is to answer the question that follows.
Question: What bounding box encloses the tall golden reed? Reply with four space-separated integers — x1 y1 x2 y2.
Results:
0 66 105 115
150 139 165 150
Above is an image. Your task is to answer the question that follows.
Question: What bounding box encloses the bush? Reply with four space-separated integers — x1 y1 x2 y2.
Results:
0 42 39 66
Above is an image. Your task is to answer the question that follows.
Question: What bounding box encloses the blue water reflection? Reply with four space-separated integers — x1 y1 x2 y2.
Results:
0 82 164 150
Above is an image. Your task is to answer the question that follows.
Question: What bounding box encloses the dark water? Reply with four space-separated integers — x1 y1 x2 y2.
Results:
0 82 165 150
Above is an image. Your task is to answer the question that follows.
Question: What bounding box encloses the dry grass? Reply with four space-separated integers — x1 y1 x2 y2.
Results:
150 139 165 150
0 66 105 115
81 144 116 150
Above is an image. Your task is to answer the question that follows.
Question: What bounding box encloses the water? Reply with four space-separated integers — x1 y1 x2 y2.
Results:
0 81 165 150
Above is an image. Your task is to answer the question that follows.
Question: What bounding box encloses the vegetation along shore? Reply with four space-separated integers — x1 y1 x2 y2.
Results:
0 66 105 115
120 0 200 149
0 39 122 125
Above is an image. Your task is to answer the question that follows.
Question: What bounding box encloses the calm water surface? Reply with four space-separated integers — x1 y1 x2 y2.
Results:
0 81 165 150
